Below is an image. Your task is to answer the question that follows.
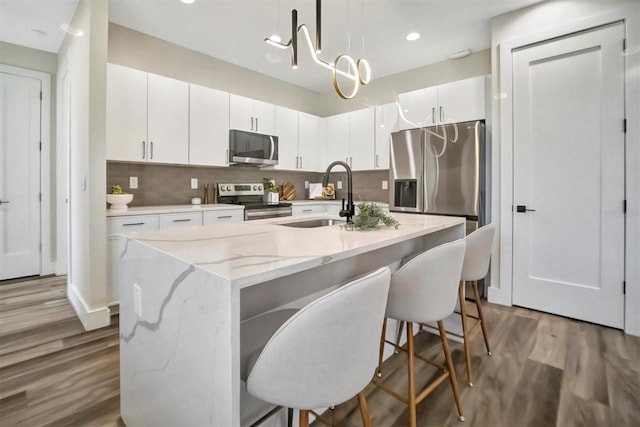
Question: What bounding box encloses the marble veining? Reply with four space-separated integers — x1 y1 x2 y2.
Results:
120 264 195 344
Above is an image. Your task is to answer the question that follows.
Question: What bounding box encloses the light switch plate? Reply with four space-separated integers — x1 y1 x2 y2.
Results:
133 284 142 317
304 181 309 189
337 181 343 190
382 180 388 190
130 176 138 189
191 178 198 189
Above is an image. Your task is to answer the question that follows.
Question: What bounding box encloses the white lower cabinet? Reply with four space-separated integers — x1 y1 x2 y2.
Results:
107 215 160 304
159 212 203 229
203 209 244 224
292 204 327 216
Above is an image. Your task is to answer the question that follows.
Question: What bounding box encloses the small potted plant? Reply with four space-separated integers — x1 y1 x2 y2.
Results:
342 202 400 231
107 184 133 211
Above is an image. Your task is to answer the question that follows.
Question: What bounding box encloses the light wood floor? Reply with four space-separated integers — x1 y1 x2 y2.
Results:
0 275 638 426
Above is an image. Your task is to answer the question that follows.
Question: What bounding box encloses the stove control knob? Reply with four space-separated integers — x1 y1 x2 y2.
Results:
257 185 263 191
253 185 258 191
226 185 232 191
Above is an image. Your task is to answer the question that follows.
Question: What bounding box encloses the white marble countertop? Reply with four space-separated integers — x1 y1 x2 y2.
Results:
127 212 464 289
106 203 243 217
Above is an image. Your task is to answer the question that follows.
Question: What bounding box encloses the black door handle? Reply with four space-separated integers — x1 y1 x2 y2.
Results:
516 205 536 213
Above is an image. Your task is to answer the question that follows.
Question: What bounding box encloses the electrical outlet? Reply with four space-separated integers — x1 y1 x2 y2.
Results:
130 176 138 189
304 181 309 189
133 284 142 317
382 180 388 190
191 178 198 189
337 181 343 190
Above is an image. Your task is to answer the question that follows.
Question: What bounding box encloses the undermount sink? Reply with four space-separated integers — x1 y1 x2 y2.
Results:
277 218 346 228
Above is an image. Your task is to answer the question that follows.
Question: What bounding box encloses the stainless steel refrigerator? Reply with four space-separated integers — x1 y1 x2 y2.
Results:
389 120 488 235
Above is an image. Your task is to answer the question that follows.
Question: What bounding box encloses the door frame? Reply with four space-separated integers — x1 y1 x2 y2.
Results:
0 63 53 277
490 6 640 335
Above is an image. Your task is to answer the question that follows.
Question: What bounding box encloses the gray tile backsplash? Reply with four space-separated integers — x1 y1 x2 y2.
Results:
107 162 390 207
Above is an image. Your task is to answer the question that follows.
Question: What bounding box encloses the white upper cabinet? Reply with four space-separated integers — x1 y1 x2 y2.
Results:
398 86 438 129
374 103 399 170
298 112 324 172
147 73 189 164
436 76 485 124
189 84 229 167
107 64 148 161
325 112 349 165
397 76 486 129
274 106 299 170
106 64 189 164
349 108 375 171
325 109 375 171
229 94 275 134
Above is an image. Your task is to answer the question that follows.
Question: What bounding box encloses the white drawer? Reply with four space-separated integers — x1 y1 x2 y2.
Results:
203 209 244 224
107 215 159 236
292 204 326 216
159 212 203 229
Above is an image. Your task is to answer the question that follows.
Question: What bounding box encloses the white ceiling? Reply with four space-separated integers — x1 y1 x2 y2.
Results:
1 0 543 93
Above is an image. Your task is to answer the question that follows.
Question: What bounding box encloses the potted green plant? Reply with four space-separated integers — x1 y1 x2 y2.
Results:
342 202 400 231
107 184 133 211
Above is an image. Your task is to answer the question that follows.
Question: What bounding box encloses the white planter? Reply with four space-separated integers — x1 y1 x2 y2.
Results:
107 193 134 211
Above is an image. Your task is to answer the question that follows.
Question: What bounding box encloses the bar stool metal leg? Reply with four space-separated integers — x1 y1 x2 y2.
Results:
357 391 371 427
471 280 492 355
407 321 417 427
438 320 465 421
459 282 474 387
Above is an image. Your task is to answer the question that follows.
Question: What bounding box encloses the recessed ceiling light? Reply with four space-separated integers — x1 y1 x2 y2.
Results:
180 0 196 4
60 24 83 37
406 32 420 41
268 34 282 43
30 29 46 37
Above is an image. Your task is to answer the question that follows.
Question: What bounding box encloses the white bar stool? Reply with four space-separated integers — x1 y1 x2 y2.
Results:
374 240 467 427
454 224 496 387
240 267 391 427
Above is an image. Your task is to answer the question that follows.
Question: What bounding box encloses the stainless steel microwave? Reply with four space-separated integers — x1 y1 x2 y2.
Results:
228 129 278 166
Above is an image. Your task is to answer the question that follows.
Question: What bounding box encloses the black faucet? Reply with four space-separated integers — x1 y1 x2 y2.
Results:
323 160 355 223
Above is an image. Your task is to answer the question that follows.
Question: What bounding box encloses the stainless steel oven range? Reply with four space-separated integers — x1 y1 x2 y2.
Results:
217 182 292 221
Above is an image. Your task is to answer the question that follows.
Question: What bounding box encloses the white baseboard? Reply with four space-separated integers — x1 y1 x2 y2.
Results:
487 286 512 307
67 282 111 331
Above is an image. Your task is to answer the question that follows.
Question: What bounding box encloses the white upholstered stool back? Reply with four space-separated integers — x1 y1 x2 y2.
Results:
461 224 496 282
246 267 391 413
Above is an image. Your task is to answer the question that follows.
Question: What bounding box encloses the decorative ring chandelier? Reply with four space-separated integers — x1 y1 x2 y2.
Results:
265 0 371 99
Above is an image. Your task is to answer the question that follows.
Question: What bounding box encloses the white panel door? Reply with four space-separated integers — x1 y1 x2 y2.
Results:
512 23 625 328
147 73 189 164
349 108 375 170
106 64 147 162
0 72 41 279
274 106 299 170
189 84 229 167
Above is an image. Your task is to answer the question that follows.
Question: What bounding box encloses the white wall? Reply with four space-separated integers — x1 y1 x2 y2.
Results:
58 0 110 330
488 0 640 335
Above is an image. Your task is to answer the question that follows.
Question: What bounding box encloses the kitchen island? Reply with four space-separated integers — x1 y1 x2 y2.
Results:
118 213 465 426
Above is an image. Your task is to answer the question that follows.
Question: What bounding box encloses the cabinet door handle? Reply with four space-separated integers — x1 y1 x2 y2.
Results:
142 141 146 159
225 149 229 165
439 106 444 122
256 117 258 132
299 157 303 169
303 209 312 213
123 222 145 227
217 215 232 219
150 141 154 159
375 154 379 168
251 117 254 131
173 218 192 222
432 108 436 124
350 157 353 167
0 200 10 204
